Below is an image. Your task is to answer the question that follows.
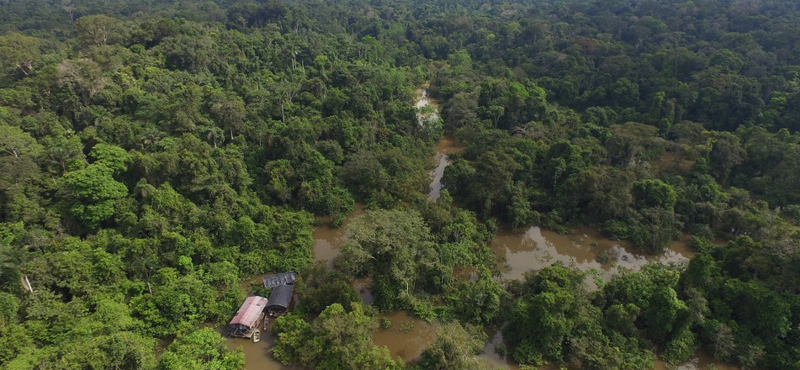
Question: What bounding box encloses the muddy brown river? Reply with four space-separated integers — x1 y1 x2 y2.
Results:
228 88 745 370
492 226 695 281
428 136 461 200
311 206 364 267
372 311 439 362
230 222 742 370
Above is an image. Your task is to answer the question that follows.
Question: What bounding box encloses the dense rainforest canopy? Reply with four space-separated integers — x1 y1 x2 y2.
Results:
2 0 800 369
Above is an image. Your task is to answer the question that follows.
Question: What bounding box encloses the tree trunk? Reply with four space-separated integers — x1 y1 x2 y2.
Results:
23 274 33 292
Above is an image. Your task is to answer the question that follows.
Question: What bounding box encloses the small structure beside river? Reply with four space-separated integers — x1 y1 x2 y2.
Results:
262 271 296 288
266 284 294 317
262 271 296 317
229 296 268 342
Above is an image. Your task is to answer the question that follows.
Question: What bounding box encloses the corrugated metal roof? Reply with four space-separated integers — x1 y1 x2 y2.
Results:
267 284 294 309
263 272 297 288
229 296 268 328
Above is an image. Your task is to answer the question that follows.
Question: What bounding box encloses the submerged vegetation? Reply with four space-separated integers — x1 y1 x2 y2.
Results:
2 0 800 369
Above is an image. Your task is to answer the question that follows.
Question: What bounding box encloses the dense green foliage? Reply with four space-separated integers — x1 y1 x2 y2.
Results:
272 303 401 370
504 264 656 369
0 0 442 365
160 328 245 370
2 0 800 369
416 322 492 370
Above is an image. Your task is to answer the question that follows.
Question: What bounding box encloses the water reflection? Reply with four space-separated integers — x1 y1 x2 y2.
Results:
354 278 374 305
491 226 694 281
428 153 449 201
428 136 462 200
480 331 525 370
415 89 440 126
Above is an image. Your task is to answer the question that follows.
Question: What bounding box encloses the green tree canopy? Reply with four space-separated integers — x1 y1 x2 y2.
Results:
160 328 244 370
272 303 400 370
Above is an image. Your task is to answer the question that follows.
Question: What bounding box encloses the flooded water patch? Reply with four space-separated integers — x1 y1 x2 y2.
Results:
479 330 560 370
428 153 449 200
225 326 300 370
311 223 347 267
312 205 363 267
428 136 463 200
415 89 440 126
231 84 742 370
353 278 374 305
415 86 465 201
491 226 694 281
371 311 439 364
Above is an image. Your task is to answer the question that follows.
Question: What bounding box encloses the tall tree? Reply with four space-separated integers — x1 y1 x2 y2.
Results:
0 34 41 78
272 304 400 370
337 209 437 310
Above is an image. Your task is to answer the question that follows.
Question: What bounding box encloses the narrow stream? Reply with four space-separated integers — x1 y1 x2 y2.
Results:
229 88 745 370
428 136 462 200
417 87 458 200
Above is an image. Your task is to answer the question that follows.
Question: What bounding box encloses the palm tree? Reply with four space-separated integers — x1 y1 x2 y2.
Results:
47 146 75 174
138 128 165 150
200 125 224 148
130 253 156 294
133 178 156 199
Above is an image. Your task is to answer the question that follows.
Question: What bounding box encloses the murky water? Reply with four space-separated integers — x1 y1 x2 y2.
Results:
428 153 449 200
371 311 439 364
236 223 742 370
312 205 363 267
415 88 440 126
419 86 461 201
491 226 695 281
230 206 372 370
239 274 268 295
354 277 374 305
428 137 462 200
228 275 295 370
480 331 573 370
225 329 301 370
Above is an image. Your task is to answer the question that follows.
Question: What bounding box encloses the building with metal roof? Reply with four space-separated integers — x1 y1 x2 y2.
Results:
266 284 294 317
229 296 267 339
263 271 297 288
